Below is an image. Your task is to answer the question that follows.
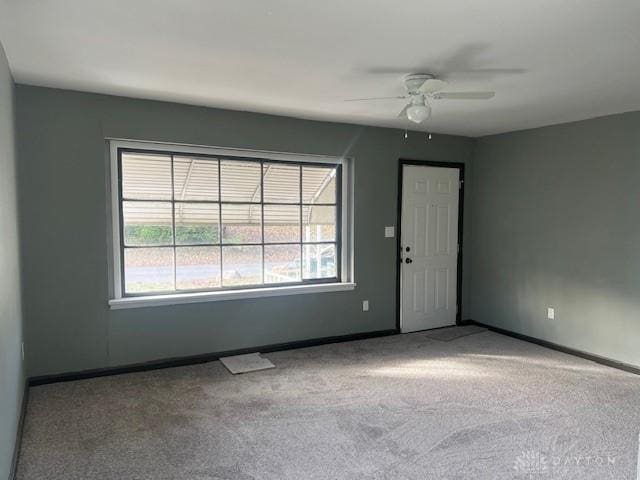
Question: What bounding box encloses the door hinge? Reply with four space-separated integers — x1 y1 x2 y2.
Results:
459 180 464 189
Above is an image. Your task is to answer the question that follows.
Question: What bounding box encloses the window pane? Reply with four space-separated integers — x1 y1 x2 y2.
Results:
221 204 262 244
176 247 221 290
265 245 301 284
122 153 173 200
119 150 344 296
173 157 219 201
124 247 174 293
263 163 300 203
175 203 220 245
302 206 336 242
303 244 337 279
220 160 261 202
123 201 173 246
264 205 300 243
302 166 336 204
222 246 262 286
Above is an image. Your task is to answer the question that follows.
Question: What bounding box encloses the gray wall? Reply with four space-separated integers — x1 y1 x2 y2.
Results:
471 111 640 367
14 81 640 384
0 42 24 479
16 85 474 377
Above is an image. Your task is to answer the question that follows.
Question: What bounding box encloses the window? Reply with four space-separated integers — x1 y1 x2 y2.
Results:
109 141 353 306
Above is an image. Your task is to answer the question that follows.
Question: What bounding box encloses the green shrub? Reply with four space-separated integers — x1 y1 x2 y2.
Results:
125 225 219 245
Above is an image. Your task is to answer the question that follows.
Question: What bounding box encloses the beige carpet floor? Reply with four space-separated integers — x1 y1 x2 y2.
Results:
17 330 640 479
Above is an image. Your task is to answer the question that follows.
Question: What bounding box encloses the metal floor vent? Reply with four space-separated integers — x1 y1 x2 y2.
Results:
220 353 275 374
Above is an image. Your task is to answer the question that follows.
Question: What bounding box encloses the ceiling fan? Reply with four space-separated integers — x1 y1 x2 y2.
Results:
345 73 495 124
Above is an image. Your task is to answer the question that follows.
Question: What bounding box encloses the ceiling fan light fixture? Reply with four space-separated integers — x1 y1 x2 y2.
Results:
406 103 430 124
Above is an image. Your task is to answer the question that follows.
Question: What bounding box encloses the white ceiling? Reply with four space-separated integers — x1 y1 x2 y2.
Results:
1 0 639 137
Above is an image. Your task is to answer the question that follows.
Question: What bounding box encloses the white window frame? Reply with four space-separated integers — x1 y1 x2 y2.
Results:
107 139 355 309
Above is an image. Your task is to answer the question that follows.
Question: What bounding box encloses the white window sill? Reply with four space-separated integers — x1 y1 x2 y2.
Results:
108 282 357 310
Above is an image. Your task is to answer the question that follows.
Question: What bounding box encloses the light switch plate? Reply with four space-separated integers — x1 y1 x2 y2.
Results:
384 226 395 238
362 300 369 311
547 307 555 320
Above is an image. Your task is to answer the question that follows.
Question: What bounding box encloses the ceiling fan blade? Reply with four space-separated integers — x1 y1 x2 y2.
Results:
418 78 448 94
344 96 407 102
397 104 410 118
433 91 495 100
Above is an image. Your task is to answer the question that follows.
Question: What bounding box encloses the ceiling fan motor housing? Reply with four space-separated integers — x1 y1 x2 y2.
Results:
404 73 435 93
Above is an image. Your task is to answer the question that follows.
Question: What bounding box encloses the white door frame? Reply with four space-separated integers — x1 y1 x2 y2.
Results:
396 160 464 332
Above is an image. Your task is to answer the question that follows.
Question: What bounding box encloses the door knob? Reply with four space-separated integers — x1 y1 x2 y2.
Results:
405 258 413 264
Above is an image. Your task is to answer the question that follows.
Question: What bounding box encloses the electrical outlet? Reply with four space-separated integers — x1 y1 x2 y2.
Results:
362 300 369 312
547 307 555 320
21 342 24 361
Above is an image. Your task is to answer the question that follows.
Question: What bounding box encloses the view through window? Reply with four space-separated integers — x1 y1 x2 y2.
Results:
118 150 341 295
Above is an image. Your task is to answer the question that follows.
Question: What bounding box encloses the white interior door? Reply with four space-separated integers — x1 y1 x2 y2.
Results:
400 165 460 332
